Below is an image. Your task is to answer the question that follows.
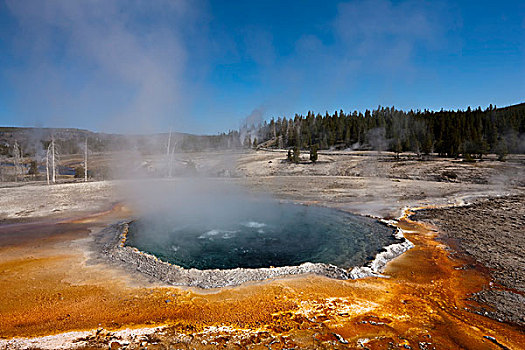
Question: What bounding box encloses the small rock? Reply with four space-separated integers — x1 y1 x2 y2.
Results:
109 341 121 349
333 333 349 344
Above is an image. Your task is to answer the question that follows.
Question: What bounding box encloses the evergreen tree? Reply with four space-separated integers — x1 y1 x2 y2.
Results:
495 139 508 161
292 146 300 163
422 134 433 155
393 139 402 159
248 103 525 157
243 135 252 149
28 160 38 178
74 166 85 178
310 144 318 163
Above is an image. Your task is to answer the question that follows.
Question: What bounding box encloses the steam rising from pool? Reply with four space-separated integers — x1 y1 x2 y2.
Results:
126 202 398 270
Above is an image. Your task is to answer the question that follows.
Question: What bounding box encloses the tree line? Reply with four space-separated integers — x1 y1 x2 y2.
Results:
249 103 525 159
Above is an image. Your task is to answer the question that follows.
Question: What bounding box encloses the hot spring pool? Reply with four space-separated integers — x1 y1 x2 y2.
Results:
125 202 399 270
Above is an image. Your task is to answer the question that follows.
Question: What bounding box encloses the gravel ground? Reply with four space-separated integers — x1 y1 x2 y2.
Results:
0 181 117 222
411 195 525 326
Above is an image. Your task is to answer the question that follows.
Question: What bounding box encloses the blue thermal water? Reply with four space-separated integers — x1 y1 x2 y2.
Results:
126 203 398 270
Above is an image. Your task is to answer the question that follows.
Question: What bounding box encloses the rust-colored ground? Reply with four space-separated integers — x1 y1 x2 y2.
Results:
0 206 524 349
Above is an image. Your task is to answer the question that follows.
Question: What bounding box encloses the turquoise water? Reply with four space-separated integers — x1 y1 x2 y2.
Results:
126 203 398 270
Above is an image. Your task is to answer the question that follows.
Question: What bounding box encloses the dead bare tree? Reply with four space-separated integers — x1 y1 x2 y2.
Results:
46 143 52 184
0 152 6 182
46 143 50 185
52 137 56 183
46 137 59 184
13 141 22 182
84 137 88 182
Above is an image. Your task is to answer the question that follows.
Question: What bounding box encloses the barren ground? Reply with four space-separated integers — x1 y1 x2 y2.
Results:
412 195 525 326
0 150 524 349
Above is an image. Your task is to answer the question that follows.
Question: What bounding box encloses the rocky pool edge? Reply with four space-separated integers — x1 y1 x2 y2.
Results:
90 217 414 289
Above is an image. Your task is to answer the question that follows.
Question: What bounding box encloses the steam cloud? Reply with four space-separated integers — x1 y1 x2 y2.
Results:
4 0 201 133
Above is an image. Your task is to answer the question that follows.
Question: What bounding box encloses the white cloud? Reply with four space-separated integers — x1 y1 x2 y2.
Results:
333 0 447 73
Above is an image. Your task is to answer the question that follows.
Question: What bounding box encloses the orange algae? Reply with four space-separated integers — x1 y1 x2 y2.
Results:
0 207 523 349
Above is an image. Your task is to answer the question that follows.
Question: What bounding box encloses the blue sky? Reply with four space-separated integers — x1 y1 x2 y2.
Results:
0 0 524 134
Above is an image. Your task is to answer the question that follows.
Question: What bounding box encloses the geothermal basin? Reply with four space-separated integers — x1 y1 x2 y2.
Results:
123 202 402 275
95 181 413 288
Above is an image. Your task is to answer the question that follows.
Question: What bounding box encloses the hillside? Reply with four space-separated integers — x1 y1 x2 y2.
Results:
0 127 242 158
